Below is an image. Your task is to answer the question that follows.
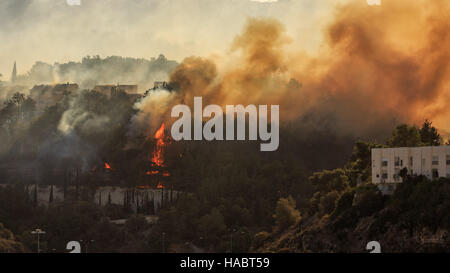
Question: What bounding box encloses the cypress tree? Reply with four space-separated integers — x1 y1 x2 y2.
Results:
49 185 54 204
33 183 38 207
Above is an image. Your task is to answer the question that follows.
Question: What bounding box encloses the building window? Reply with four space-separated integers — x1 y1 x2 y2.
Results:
409 156 413 166
446 155 450 165
382 172 388 179
432 168 439 178
382 159 388 167
432 156 439 165
447 170 450 178
394 156 400 166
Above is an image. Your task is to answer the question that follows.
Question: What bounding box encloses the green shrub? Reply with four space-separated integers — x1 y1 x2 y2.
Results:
273 196 301 233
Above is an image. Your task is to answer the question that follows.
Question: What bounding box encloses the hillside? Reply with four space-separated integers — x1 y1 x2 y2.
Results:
256 123 450 253
258 178 449 252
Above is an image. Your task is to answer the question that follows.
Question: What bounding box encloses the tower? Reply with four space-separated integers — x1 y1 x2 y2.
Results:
11 61 17 83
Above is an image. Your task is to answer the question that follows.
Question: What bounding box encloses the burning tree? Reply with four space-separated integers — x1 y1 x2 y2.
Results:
151 123 167 168
146 123 171 189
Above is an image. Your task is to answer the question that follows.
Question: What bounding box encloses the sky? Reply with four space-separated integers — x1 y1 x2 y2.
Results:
0 0 349 78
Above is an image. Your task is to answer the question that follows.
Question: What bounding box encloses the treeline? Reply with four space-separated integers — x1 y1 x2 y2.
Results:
0 87 148 187
0 184 152 252
0 91 357 252
256 121 449 252
131 121 449 252
12 55 178 90
1 81 447 252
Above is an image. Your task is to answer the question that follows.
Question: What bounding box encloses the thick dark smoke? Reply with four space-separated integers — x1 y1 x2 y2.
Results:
3 0 450 150
134 0 450 139
305 0 450 136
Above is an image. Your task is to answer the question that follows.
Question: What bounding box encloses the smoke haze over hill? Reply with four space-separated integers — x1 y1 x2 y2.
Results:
11 55 178 91
1 0 449 139
0 0 340 76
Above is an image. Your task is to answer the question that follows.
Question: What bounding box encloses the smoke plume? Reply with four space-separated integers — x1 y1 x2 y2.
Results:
134 0 450 139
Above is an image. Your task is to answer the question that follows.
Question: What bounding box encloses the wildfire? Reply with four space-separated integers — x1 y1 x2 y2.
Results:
146 170 170 176
147 123 171 189
151 123 168 167
137 185 152 189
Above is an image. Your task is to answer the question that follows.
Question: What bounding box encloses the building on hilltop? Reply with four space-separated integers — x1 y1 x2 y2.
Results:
93 84 138 96
153 81 171 90
92 84 141 102
371 146 450 194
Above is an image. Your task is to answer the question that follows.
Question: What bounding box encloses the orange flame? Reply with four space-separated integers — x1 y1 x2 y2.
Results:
148 123 171 189
105 162 112 169
151 123 167 167
154 123 165 139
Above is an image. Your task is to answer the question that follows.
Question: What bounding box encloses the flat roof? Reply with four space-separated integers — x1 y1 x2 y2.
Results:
372 146 449 151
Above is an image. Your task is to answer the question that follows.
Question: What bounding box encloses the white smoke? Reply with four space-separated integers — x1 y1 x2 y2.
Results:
128 89 178 140
58 94 110 135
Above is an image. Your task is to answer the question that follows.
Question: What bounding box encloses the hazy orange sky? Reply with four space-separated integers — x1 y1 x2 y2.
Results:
0 0 349 76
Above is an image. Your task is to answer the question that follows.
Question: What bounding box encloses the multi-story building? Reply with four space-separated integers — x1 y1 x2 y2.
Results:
92 84 141 102
93 84 138 95
371 146 450 193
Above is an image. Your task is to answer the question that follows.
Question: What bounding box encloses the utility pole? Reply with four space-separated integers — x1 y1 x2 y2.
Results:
31 228 46 253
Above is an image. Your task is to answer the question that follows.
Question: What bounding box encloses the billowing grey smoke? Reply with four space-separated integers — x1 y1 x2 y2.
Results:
58 94 110 136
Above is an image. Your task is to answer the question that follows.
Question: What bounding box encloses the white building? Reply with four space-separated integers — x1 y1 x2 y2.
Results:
371 146 450 193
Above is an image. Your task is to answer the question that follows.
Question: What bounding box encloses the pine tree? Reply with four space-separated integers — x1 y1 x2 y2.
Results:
419 119 441 146
63 169 67 201
149 196 155 215
75 168 79 201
